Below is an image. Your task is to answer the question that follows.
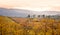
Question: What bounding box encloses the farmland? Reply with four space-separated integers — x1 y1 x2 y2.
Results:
0 16 60 35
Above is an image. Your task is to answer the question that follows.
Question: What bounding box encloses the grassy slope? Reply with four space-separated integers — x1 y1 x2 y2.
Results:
0 16 60 35
0 16 23 35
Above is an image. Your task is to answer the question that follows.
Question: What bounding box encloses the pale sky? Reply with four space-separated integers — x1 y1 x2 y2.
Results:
0 0 60 11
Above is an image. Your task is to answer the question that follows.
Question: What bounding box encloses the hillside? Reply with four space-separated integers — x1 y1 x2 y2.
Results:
0 16 60 35
0 16 23 35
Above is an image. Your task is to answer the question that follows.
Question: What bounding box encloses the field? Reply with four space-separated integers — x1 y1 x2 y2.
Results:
0 16 60 35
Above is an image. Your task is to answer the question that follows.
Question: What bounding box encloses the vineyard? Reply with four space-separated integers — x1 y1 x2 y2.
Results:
0 16 60 35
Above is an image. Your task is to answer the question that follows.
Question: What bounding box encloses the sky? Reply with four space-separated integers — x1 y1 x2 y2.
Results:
0 0 60 11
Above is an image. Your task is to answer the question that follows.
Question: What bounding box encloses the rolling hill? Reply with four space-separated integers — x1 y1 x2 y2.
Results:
0 16 60 35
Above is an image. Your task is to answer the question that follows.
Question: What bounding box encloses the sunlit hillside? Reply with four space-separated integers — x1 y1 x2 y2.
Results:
0 16 60 35
0 16 23 35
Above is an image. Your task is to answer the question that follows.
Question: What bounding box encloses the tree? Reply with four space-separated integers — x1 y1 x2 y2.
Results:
42 15 45 18
33 15 36 18
27 15 30 18
47 15 50 18
38 15 40 18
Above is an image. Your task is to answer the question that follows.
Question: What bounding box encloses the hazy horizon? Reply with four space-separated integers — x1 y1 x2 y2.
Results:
0 0 60 11
0 8 60 17
0 0 60 17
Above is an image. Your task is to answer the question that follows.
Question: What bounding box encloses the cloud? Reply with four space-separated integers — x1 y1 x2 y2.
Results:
0 0 60 11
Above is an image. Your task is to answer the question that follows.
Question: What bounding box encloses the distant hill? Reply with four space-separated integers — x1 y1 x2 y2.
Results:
0 8 60 17
0 8 31 17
